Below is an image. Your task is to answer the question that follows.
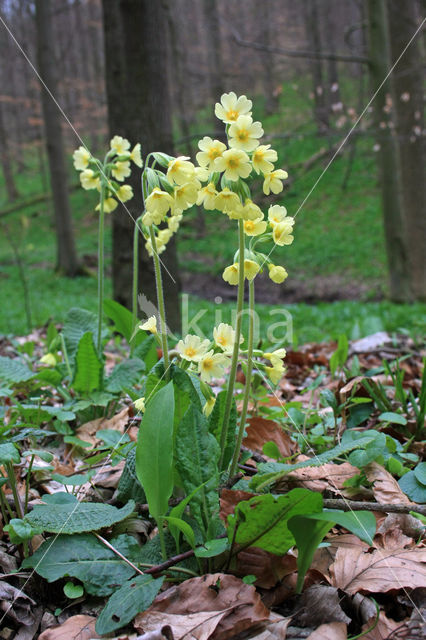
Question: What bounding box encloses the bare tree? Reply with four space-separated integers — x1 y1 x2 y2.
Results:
102 0 181 331
35 0 80 276
303 0 329 132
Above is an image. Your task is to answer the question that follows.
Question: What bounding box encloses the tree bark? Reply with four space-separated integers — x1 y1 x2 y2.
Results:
102 0 181 332
0 101 20 201
304 0 329 132
388 0 426 301
202 0 224 105
35 0 80 277
366 0 411 301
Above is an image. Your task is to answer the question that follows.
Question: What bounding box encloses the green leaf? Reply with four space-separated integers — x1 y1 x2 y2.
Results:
63 307 98 359
0 356 34 383
329 334 348 375
0 442 20 464
135 382 175 522
227 489 323 555
379 412 407 426
22 533 139 596
165 516 195 550
4 518 39 544
96 574 164 635
251 434 377 491
195 538 229 558
106 359 145 393
151 152 174 168
64 582 84 599
103 299 134 342
301 510 376 545
22 450 54 463
176 405 220 535
72 332 103 394
288 516 332 593
399 471 426 503
51 472 94 487
208 390 237 470
25 500 135 534
133 335 158 370
414 462 426 485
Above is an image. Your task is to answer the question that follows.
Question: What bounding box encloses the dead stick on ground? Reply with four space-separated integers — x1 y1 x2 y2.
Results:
323 499 426 516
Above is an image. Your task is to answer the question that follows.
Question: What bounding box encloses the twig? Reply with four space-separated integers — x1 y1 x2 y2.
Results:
323 499 426 516
93 532 145 575
144 549 195 575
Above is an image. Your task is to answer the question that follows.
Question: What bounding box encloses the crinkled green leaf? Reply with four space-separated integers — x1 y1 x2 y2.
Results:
72 332 103 394
227 489 322 555
0 442 20 464
103 298 134 343
22 533 139 596
0 356 34 383
208 389 237 470
399 471 426 503
25 499 135 533
105 358 145 393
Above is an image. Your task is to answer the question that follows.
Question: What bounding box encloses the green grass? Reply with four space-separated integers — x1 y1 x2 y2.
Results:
1 80 423 341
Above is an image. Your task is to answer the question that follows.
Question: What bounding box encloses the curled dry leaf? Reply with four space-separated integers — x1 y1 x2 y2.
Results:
38 615 100 640
242 417 294 458
247 612 291 640
360 611 403 640
364 461 413 505
76 407 130 447
0 581 36 626
310 534 369 580
235 548 297 588
330 545 426 595
282 460 358 495
134 610 228 640
293 585 351 628
219 489 254 523
375 513 416 550
306 621 347 640
134 574 270 640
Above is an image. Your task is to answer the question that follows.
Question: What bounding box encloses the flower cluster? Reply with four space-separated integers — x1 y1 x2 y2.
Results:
73 136 142 213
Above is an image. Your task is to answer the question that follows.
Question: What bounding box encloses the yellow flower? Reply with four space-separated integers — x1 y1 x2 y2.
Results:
167 215 182 232
214 149 251 182
244 259 260 280
243 218 267 236
96 197 118 213
197 182 218 210
130 143 143 167
252 145 277 174
265 361 285 385
228 115 263 152
80 169 100 190
157 228 173 246
273 221 294 246
112 161 131 182
240 198 263 221
140 316 157 333
73 146 91 171
134 397 146 412
145 187 174 222
116 184 133 202
198 350 229 382
265 348 286 367
215 188 241 214
196 137 226 170
263 169 288 195
268 264 288 283
213 323 243 354
174 180 200 210
40 353 57 367
268 204 291 226
195 166 209 182
167 156 195 185
110 135 131 155
215 92 252 124
222 263 239 285
176 335 210 362
203 396 216 417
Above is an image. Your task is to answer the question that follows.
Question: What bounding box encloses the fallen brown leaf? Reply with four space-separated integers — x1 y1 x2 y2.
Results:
242 417 294 458
306 621 347 640
38 615 99 640
134 610 227 640
0 581 36 626
134 574 270 640
310 534 369 580
235 548 297 588
364 461 414 505
330 545 426 595
282 461 358 495
360 611 402 640
248 613 291 640
293 585 351 628
219 489 254 523
76 407 130 447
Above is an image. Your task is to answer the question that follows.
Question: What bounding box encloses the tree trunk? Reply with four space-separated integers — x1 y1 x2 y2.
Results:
304 0 329 132
366 0 410 301
254 0 278 115
0 101 20 201
323 0 341 107
35 0 80 277
102 0 181 332
388 0 426 301
202 0 224 107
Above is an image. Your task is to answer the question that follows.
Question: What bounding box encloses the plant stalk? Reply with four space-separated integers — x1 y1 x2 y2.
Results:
218 219 245 469
132 216 141 333
149 226 170 379
96 177 106 352
230 278 255 476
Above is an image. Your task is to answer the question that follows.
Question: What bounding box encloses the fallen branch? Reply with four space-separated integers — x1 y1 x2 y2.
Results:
323 499 426 516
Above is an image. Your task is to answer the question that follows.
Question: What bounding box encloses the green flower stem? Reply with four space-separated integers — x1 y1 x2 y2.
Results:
96 176 106 353
6 462 24 519
132 216 142 333
219 219 245 469
149 226 170 379
230 278 255 476
158 519 167 562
